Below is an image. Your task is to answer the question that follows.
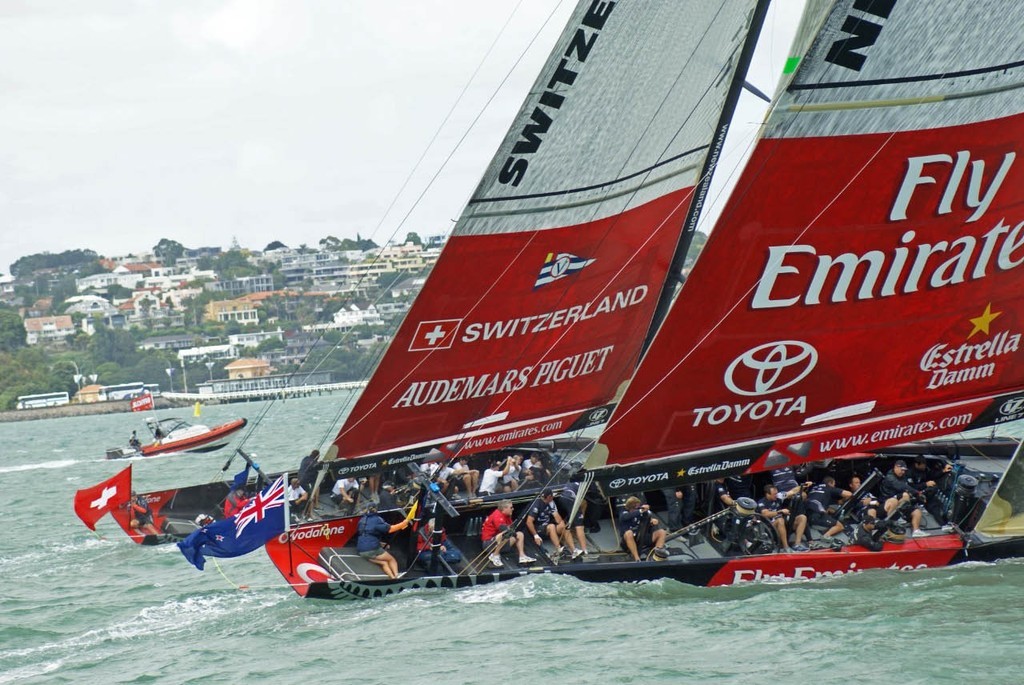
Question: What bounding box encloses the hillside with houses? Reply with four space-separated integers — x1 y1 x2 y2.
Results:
0 234 442 410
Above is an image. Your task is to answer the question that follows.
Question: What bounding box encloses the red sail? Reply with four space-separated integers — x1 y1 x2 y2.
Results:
332 1 767 461
597 2 1024 481
335 197 682 459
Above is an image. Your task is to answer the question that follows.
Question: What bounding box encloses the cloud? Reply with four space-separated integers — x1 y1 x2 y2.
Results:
174 0 309 54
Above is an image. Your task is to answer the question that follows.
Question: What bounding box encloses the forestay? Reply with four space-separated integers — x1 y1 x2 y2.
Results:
593 0 1024 492
332 1 769 467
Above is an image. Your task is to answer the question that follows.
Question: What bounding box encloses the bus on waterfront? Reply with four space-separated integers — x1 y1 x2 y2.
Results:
99 382 147 401
16 392 71 410
98 382 162 401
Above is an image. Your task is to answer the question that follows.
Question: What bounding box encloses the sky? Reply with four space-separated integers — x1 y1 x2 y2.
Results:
0 0 804 275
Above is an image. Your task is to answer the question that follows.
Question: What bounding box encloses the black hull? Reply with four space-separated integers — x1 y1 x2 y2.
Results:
302 545 1024 601
875 437 1019 460
297 536 997 600
962 536 1024 563
303 561 729 601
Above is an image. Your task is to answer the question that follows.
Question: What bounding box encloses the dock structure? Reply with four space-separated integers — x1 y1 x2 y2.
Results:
162 381 366 404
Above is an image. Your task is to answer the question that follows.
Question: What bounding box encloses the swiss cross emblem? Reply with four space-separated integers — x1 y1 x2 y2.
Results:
90 485 118 510
409 319 462 352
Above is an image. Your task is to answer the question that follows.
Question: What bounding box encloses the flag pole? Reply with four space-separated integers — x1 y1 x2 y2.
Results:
284 471 291 534
284 471 293 573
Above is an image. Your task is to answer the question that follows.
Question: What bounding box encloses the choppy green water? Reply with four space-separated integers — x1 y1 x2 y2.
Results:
1 396 1023 684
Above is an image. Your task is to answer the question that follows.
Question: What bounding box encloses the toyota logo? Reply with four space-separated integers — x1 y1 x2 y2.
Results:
608 478 626 490
725 341 817 397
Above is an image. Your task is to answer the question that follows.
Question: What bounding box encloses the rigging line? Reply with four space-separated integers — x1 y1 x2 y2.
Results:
597 129 899 448
306 272 418 450
227 1 556 455
362 0 532 242
230 244 432 453
210 557 244 591
348 5 757 462
334 233 541 445
338 3 758 459
445 5 753 451
379 0 570 243
321 2 570 450
284 2 749 456
690 118 765 237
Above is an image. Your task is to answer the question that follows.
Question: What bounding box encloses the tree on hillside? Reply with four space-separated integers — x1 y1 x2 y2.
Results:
265 240 288 251
214 250 258 278
88 325 139 366
0 347 63 409
353 234 378 251
10 249 99 277
319 236 343 251
404 232 422 246
153 238 186 266
326 234 380 252
0 309 27 351
49 275 80 313
255 336 284 353
104 283 132 301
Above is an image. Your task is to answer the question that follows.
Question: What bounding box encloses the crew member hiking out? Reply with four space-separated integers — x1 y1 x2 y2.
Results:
356 505 412 579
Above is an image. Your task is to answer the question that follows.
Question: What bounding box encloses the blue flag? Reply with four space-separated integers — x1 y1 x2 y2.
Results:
231 464 251 490
178 475 286 570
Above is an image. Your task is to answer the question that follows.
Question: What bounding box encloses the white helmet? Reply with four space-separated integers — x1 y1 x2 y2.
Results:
194 514 214 526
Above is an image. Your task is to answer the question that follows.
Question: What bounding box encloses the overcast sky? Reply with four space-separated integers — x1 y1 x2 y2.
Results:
0 1 804 275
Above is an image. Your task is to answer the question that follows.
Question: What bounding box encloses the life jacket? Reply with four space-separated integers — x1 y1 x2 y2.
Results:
224 491 249 517
131 500 153 525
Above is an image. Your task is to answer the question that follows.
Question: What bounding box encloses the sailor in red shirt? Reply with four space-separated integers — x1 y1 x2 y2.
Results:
223 486 250 518
481 499 535 568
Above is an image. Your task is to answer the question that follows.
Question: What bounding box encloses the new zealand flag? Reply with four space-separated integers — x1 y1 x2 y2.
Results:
177 475 286 570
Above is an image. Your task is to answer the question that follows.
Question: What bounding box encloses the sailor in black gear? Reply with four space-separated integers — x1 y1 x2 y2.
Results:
852 515 884 552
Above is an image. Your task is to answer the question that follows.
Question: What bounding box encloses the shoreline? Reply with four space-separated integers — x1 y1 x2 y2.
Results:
0 397 185 423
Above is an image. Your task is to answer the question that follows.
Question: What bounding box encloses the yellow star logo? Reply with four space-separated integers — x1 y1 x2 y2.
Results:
677 468 688 478
968 303 1001 339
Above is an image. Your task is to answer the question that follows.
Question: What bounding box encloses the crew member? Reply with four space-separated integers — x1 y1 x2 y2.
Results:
356 505 412 579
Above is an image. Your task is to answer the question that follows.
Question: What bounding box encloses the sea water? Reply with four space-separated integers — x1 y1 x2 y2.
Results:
1 395 1022 685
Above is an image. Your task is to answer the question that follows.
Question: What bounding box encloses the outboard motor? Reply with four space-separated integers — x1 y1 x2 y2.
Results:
950 475 980 530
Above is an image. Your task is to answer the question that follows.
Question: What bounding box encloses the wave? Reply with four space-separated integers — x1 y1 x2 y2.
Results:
0 459 80 475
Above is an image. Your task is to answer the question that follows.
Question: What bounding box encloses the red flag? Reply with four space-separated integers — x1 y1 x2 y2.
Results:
130 392 154 412
74 466 132 531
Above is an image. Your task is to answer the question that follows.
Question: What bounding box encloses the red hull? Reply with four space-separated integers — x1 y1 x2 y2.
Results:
139 418 247 457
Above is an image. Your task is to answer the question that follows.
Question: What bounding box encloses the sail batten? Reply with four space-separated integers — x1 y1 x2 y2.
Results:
468 153 708 207
790 60 1024 92
467 163 703 218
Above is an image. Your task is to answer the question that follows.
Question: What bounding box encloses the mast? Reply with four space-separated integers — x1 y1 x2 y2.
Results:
642 0 773 356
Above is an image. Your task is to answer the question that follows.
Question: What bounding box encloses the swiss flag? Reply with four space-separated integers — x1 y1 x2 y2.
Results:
74 466 132 531
408 319 462 352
